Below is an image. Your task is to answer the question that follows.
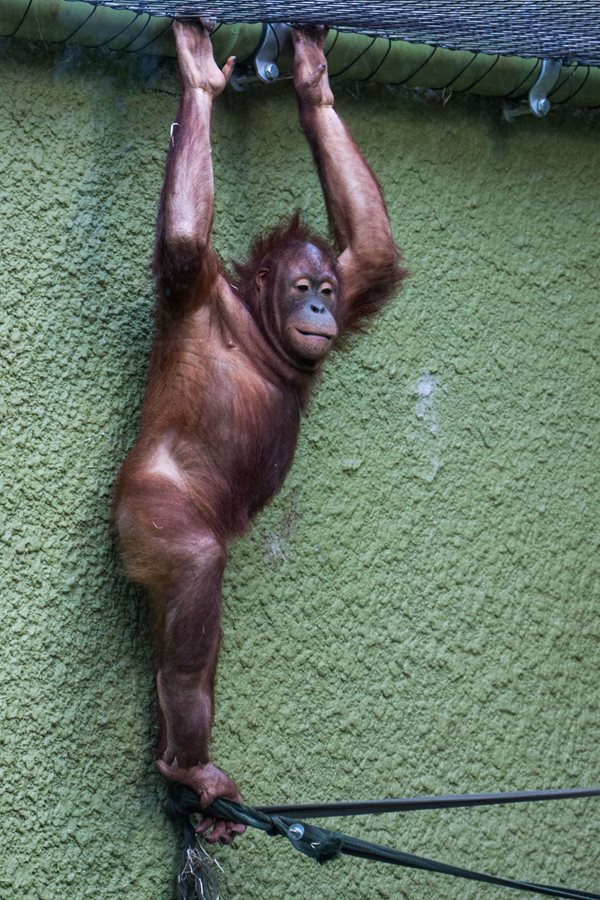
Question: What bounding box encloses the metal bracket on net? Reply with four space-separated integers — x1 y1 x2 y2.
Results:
230 23 292 91
503 58 562 122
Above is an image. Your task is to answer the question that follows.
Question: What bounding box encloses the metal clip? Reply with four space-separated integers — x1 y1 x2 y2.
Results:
288 823 305 840
503 58 562 122
230 23 291 91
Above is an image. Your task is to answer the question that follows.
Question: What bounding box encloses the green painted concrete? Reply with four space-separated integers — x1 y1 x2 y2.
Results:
1 39 599 900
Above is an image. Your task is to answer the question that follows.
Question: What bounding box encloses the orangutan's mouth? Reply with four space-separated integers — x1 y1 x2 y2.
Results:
296 329 334 341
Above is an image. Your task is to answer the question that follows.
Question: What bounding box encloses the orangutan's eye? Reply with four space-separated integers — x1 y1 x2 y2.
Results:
294 279 310 293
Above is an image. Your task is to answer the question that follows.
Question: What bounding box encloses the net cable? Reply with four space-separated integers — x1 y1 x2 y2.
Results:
71 1 600 67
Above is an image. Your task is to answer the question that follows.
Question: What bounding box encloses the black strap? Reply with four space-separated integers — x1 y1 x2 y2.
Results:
163 788 600 899
258 786 600 819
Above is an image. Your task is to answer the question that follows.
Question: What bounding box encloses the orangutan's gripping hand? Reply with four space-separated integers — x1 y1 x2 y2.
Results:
293 26 334 108
173 19 235 97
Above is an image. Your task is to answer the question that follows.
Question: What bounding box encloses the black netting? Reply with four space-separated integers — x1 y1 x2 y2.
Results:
71 1 600 66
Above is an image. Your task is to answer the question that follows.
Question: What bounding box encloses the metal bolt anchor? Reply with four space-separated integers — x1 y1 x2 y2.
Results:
503 58 562 122
230 23 291 91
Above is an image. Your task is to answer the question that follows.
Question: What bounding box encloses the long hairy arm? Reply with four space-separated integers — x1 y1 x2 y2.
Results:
294 27 406 331
154 21 235 320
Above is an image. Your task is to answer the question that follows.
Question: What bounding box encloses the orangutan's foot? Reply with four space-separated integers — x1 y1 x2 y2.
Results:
158 757 246 845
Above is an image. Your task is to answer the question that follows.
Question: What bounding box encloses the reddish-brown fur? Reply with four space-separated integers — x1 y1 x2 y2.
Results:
114 22 405 844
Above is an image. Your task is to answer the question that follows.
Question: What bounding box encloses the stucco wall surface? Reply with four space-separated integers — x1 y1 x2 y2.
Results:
1 38 599 900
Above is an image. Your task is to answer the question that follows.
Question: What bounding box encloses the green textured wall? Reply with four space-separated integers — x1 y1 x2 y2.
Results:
1 37 599 900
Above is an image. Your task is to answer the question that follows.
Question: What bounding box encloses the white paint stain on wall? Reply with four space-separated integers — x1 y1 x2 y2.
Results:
414 372 442 482
415 373 439 433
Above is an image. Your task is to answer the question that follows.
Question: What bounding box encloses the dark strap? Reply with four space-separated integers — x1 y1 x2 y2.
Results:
258 786 600 819
163 788 600 899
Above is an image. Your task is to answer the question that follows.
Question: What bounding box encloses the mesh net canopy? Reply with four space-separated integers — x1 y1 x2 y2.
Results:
76 1 600 66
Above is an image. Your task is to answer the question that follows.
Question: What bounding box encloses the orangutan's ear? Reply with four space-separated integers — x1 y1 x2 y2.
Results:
256 268 268 290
